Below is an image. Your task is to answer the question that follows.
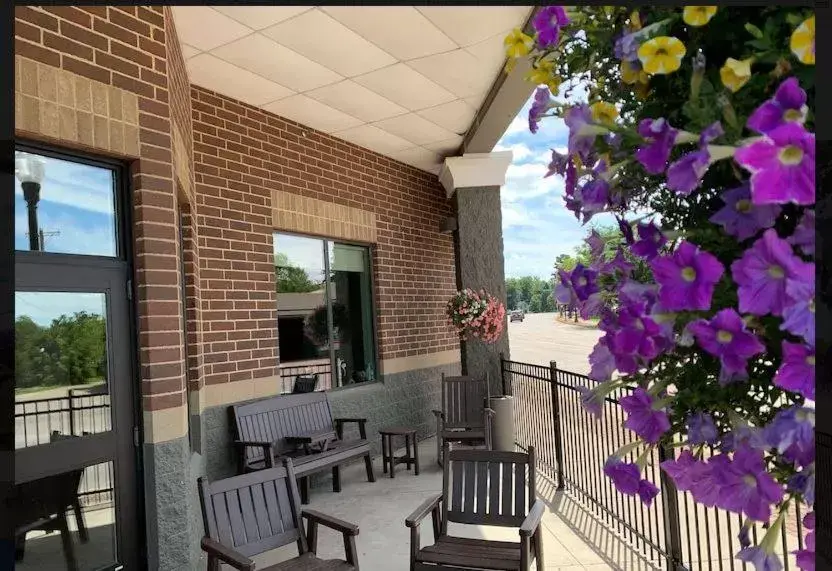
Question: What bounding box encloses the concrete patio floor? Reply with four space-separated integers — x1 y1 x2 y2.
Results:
255 436 663 571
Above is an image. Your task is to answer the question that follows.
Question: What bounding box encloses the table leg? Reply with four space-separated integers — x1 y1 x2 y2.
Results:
406 436 412 470
382 434 388 474
413 433 420 476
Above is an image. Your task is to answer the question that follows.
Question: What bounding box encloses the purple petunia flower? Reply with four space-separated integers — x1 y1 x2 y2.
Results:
636 118 678 174
787 465 815 506
564 104 597 161
660 449 700 491
735 123 815 206
575 179 610 223
578 386 604 418
709 184 782 241
579 292 604 320
588 339 616 381
614 30 641 63
781 262 815 347
528 87 551 134
737 547 784 571
617 216 635 244
533 5 570 48
620 387 671 444
569 264 599 301
788 209 814 256
747 77 808 135
774 341 815 400
545 148 570 178
764 407 815 468
555 269 576 305
689 308 765 383
607 301 670 374
638 479 660 507
601 248 634 276
714 445 784 522
688 412 719 445
720 423 767 454
731 229 806 317
587 229 605 260
631 221 667 261
738 521 752 549
650 241 725 311
667 121 724 195
604 457 641 495
795 510 815 571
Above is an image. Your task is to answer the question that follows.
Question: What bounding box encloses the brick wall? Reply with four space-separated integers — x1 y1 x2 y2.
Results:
14 5 187 415
190 85 459 384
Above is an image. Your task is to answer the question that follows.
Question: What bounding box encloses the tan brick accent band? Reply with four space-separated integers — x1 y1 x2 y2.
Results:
203 376 284 408
15 56 140 157
273 190 377 244
143 405 188 444
379 349 461 376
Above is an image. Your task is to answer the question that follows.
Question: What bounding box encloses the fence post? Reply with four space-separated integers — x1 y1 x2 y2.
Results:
548 361 566 491
499 352 510 396
68 389 76 437
658 443 684 571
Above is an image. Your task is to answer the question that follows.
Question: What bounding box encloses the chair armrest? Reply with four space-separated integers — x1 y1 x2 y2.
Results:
302 509 359 536
519 499 545 537
201 537 255 571
334 418 367 424
406 493 443 528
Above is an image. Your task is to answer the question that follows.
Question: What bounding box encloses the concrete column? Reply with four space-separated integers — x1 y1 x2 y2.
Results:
439 152 513 395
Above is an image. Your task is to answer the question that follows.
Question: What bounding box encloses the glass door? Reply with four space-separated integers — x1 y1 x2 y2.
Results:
11 147 139 570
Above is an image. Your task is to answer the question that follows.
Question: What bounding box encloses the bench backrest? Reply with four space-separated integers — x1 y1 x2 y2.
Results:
441 444 536 533
230 392 335 466
198 459 307 558
441 373 490 430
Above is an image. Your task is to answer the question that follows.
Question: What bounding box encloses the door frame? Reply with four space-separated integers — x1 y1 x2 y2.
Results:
14 139 146 569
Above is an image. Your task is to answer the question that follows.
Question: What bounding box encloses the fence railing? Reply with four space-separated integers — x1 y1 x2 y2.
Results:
501 357 806 571
15 391 113 507
278 360 333 393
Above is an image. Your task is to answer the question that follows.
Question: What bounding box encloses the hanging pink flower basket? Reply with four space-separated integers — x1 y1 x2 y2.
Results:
445 288 506 344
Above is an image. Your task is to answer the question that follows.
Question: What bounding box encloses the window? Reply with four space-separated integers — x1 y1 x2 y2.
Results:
275 233 377 392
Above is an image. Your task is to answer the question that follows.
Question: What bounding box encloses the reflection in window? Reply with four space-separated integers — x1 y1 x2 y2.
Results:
12 460 117 570
274 233 377 392
15 292 111 449
14 150 118 257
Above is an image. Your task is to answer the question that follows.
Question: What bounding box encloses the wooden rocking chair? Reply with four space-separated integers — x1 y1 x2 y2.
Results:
406 444 545 571
433 373 494 466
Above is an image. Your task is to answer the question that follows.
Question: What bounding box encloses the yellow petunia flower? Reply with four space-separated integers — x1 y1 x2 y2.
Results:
790 15 815 65
504 28 534 59
683 6 718 27
590 102 619 126
720 57 754 92
620 60 649 85
638 36 686 75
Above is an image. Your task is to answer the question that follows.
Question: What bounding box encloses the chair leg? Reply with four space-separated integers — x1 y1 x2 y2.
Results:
365 453 376 482
58 511 79 571
73 499 89 543
332 465 341 493
300 477 310 504
534 526 544 571
382 434 388 474
436 435 443 467
406 436 412 470
14 533 25 562
413 434 420 476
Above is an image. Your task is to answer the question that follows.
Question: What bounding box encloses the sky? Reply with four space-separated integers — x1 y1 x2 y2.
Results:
495 84 616 280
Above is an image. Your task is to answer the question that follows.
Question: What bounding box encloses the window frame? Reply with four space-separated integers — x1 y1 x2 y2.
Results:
273 230 380 392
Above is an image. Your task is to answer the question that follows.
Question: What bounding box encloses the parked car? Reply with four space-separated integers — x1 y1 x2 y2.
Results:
510 310 524 322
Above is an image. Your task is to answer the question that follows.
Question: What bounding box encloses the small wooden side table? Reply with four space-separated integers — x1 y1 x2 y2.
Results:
379 427 419 478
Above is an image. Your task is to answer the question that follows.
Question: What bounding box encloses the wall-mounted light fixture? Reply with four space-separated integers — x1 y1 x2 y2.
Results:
439 216 458 234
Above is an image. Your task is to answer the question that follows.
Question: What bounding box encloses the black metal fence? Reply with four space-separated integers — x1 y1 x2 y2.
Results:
501 357 807 571
15 391 113 507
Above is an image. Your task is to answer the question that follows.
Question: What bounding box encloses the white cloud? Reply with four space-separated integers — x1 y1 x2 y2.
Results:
15 154 116 216
501 162 564 203
16 291 107 326
494 142 533 163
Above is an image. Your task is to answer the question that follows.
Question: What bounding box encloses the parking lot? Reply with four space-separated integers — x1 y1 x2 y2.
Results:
507 311 602 374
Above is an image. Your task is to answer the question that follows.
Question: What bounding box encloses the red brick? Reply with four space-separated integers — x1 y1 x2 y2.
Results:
95 50 139 77
61 53 110 84
110 40 153 69
43 31 94 61
15 20 41 43
59 20 108 51
138 6 164 28
92 17 138 47
109 8 150 37
15 7 59 32
15 38 61 67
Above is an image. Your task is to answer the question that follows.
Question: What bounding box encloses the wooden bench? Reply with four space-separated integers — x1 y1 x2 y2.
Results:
229 392 375 504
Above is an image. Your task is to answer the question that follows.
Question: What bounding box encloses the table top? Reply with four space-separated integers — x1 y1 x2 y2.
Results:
379 426 416 435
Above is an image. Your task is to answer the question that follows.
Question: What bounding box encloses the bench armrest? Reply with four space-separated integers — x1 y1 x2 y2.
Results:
405 493 442 528
201 537 255 571
334 418 368 439
519 499 545 537
234 440 276 469
302 509 359 536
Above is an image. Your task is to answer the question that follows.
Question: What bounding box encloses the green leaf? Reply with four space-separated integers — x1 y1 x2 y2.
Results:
785 12 804 27
745 23 764 39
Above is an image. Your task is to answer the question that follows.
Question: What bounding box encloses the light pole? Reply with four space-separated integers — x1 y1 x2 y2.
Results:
15 152 46 251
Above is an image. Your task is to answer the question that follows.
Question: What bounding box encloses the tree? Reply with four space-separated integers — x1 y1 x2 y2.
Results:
275 252 321 293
